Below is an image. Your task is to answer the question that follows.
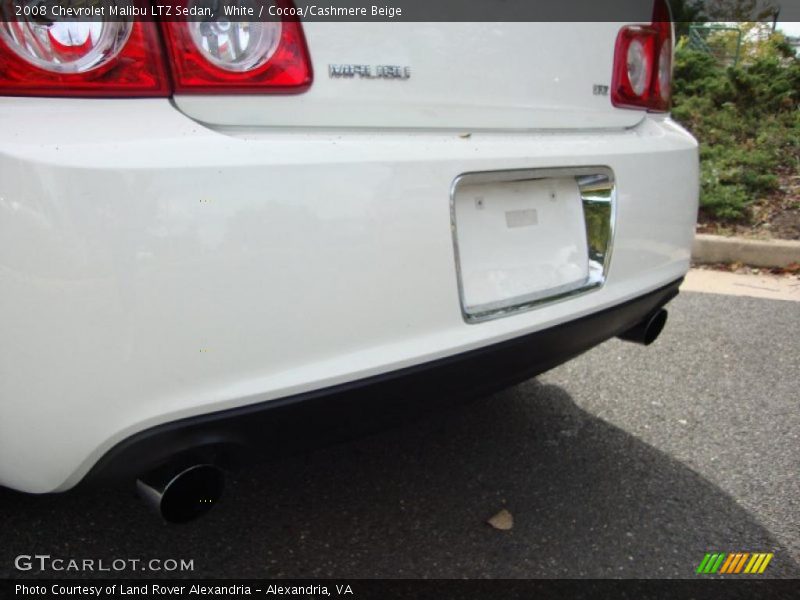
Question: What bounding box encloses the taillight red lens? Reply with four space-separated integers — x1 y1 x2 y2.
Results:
160 6 312 94
0 2 313 98
0 20 171 97
611 0 673 112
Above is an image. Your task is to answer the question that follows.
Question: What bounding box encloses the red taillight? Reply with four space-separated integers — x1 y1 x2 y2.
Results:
0 3 312 97
0 20 171 98
611 0 673 112
160 5 312 94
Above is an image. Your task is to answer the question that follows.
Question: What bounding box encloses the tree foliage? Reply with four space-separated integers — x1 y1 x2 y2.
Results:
671 34 800 220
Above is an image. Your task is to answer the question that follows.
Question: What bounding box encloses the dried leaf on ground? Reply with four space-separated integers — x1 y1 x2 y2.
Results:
487 509 513 531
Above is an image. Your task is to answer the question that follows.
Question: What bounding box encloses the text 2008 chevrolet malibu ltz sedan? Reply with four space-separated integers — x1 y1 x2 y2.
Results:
0 5 697 521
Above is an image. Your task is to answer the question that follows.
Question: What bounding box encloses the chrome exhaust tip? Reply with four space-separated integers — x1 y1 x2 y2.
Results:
618 308 668 346
136 463 224 523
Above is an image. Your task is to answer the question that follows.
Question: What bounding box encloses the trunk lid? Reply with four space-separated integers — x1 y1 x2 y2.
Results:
173 22 644 130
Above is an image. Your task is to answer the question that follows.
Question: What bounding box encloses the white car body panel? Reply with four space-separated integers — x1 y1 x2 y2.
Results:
174 22 645 130
0 23 698 494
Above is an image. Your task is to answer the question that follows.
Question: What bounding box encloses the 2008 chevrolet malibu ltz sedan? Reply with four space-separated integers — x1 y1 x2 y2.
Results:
0 4 698 522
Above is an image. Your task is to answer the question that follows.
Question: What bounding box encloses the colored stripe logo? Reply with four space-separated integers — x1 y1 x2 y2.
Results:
696 552 773 574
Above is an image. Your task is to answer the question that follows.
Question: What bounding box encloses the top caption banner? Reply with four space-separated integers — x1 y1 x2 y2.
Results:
2 0 797 22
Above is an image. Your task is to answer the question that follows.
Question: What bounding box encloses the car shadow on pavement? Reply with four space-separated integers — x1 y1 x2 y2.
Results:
1 380 797 579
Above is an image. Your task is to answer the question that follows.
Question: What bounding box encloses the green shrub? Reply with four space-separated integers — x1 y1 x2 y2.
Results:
671 36 800 221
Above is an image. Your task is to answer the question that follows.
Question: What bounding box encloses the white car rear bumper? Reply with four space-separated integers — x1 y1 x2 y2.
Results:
0 98 698 493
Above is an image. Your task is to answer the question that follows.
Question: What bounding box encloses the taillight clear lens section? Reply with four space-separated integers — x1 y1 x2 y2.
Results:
611 0 672 112
657 38 672 102
0 21 132 73
626 37 651 97
187 21 282 73
0 19 170 97
161 5 312 94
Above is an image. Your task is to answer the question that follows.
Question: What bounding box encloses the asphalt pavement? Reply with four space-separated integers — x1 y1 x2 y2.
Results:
2 287 798 579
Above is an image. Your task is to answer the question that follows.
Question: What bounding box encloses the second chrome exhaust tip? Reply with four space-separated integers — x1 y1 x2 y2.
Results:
618 308 668 346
